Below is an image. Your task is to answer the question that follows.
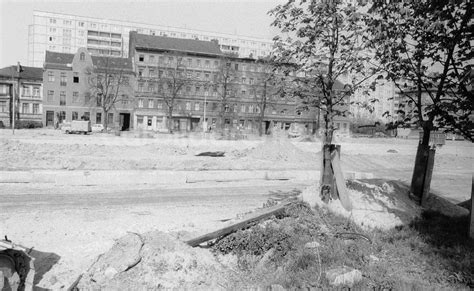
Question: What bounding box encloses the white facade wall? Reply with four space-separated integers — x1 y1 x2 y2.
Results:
28 11 274 67
350 79 397 122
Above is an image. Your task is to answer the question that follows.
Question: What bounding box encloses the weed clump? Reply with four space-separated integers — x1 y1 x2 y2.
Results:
213 202 322 259
212 201 474 290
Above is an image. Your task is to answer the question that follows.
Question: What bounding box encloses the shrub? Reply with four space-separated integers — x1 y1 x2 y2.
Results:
14 120 43 129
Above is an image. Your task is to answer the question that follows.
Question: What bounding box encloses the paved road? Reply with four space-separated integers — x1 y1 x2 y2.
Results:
1 181 310 212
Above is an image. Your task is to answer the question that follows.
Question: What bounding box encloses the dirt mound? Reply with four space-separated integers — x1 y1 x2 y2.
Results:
76 231 231 290
246 139 316 163
301 179 422 230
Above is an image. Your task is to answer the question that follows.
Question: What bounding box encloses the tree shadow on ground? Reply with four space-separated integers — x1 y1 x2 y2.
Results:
407 210 473 288
29 249 61 290
267 189 301 201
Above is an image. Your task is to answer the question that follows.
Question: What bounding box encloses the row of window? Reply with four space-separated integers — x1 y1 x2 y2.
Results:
47 17 272 49
0 101 7 113
135 98 294 115
137 68 216 80
87 48 122 56
87 30 122 39
47 71 80 85
138 55 220 68
57 110 114 125
48 45 74 53
136 82 280 100
87 38 121 47
47 90 131 108
47 90 79 105
136 117 292 132
22 86 42 98
137 55 266 73
20 103 41 114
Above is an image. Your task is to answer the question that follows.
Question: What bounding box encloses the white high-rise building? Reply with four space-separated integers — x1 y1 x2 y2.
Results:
28 11 274 67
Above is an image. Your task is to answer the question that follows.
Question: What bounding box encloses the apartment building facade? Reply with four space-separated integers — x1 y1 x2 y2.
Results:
0 65 43 127
129 32 317 134
350 78 398 122
28 10 273 67
42 48 135 129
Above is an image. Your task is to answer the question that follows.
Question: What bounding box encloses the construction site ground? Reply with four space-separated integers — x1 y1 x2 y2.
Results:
0 129 472 289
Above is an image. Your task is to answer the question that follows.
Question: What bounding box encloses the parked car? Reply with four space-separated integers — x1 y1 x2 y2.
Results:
60 122 71 133
62 120 91 134
91 124 105 133
374 132 387 138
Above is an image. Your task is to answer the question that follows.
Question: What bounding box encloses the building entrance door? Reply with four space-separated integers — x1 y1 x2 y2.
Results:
265 121 271 135
46 111 54 127
119 113 130 131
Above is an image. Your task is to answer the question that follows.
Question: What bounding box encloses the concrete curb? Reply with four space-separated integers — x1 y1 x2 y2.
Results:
0 170 374 186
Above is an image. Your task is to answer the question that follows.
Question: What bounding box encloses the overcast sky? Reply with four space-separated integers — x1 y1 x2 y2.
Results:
0 0 282 68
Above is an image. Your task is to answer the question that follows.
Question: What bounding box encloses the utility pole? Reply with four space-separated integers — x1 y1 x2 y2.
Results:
11 67 15 134
11 62 23 134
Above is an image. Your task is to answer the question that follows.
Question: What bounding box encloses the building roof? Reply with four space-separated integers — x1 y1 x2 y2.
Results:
91 55 133 72
0 65 43 80
44 50 133 72
131 32 222 57
45 51 75 66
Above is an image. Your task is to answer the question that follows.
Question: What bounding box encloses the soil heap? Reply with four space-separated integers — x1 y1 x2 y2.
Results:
246 138 317 163
77 231 230 290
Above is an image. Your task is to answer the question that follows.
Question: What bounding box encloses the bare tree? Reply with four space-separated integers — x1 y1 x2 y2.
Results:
152 53 196 133
86 58 131 130
213 55 238 130
251 57 287 136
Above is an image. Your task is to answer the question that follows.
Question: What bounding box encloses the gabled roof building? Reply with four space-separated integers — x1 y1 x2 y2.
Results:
42 48 135 129
0 65 44 127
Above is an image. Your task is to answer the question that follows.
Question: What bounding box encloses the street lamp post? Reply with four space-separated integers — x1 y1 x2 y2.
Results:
203 94 207 134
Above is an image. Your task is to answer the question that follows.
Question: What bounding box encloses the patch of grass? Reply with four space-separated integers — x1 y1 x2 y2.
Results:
213 202 474 290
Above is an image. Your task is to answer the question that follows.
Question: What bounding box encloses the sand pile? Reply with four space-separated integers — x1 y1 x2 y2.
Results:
76 231 231 290
301 179 422 230
246 139 317 163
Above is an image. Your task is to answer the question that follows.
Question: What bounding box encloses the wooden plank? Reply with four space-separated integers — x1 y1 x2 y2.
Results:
320 144 334 203
330 145 341 200
186 201 293 247
410 144 430 203
331 151 352 211
421 149 436 206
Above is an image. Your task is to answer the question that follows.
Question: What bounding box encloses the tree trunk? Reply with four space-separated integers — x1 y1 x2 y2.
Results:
103 109 108 131
258 83 267 137
167 107 174 134
9 85 13 127
410 125 434 203
320 110 336 199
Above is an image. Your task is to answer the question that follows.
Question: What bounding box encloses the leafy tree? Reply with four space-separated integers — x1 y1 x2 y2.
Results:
368 0 473 201
269 0 375 196
86 58 132 130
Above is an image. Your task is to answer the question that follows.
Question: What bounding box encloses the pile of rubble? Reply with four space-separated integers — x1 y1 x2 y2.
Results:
75 231 231 290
